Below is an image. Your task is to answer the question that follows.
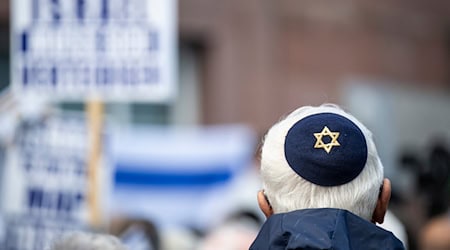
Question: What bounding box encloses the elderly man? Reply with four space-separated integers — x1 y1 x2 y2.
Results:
250 104 404 250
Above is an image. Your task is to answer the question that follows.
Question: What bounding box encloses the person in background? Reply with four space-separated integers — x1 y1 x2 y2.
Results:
50 231 128 250
420 211 450 250
198 211 261 250
114 218 160 250
250 104 404 250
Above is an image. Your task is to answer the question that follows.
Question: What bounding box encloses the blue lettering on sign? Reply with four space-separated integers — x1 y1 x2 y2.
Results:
101 0 109 23
23 153 33 171
51 67 57 86
30 65 51 85
149 31 159 51
17 0 166 91
96 30 106 52
20 31 28 52
75 158 85 176
16 118 89 223
28 188 43 209
20 61 161 87
47 158 58 173
27 188 85 214
51 0 61 26
145 67 159 83
96 67 107 85
2 215 84 250
128 67 138 84
27 0 150 24
23 67 28 86
76 0 86 23
32 0 40 20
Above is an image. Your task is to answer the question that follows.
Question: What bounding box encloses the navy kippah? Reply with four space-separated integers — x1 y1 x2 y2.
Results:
284 113 368 186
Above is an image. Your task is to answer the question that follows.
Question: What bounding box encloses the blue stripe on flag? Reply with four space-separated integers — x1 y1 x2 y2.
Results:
114 166 233 187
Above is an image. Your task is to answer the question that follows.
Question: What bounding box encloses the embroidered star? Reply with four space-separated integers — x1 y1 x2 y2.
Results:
314 126 340 153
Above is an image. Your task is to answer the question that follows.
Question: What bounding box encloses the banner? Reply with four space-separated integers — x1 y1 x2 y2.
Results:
0 113 100 249
108 125 256 231
11 0 177 102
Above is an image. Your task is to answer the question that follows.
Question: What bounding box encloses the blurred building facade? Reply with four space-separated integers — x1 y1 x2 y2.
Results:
0 0 449 134
179 0 450 134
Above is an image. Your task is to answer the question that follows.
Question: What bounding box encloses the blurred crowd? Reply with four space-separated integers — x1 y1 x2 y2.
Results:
0 97 449 250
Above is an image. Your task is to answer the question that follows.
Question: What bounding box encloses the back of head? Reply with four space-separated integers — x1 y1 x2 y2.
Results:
51 231 127 250
260 104 384 220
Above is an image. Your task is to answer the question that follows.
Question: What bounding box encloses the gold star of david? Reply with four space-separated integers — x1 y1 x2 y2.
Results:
314 126 340 153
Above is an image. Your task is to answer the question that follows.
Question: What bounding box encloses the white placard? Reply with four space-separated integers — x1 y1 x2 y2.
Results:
0 114 96 249
11 0 177 102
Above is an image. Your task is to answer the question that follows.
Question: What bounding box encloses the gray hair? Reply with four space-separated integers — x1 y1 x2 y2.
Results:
260 104 384 220
51 231 128 250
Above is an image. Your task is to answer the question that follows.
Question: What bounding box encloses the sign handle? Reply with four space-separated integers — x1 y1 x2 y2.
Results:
86 100 104 227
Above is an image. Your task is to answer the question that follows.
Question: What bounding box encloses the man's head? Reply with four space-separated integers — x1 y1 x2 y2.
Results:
257 104 391 223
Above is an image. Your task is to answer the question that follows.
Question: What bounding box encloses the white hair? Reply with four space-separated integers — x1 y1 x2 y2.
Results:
51 231 128 250
260 104 384 221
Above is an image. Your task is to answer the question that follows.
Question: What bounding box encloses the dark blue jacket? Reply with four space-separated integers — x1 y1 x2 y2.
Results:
250 208 405 250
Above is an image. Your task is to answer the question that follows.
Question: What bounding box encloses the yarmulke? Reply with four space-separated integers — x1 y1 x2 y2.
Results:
284 113 367 186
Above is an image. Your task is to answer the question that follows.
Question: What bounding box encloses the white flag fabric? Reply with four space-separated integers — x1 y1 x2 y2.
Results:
108 125 257 231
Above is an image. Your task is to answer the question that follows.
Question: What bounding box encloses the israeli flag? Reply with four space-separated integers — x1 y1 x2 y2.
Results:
108 125 256 231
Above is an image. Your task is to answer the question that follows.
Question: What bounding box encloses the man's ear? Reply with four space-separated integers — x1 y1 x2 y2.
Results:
372 178 391 224
257 190 273 218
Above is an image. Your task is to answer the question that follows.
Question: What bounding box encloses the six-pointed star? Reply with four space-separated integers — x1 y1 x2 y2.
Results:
314 126 340 153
